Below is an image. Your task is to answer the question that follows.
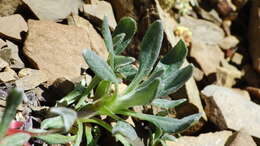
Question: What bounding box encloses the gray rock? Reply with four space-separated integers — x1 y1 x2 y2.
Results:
228 130 257 146
202 85 260 139
0 39 6 49
167 131 232 146
0 0 22 17
22 0 83 22
0 67 18 83
180 16 225 46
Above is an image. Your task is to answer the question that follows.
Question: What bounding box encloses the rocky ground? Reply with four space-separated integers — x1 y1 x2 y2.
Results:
0 0 259 145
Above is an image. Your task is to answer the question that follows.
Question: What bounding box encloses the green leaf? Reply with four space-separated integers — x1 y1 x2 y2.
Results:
115 134 132 146
126 20 163 93
35 134 76 144
116 64 137 79
114 55 135 69
112 121 138 141
41 116 64 130
113 33 126 47
111 79 160 111
113 17 137 54
119 110 201 134
83 49 118 83
0 133 31 146
102 16 114 54
0 89 24 138
158 65 193 97
74 121 83 146
161 133 176 141
95 80 111 99
85 125 95 146
57 80 86 106
51 107 77 132
151 98 187 109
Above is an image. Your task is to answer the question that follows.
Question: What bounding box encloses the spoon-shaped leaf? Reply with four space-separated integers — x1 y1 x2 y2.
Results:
114 55 135 69
113 33 126 47
110 79 160 111
126 20 163 93
35 134 76 144
119 110 201 134
0 133 31 146
102 16 114 54
158 65 193 97
112 121 138 142
151 98 187 109
83 49 118 83
113 17 137 54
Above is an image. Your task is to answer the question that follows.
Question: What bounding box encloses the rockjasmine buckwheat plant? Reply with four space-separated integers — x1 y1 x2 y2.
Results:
0 16 201 146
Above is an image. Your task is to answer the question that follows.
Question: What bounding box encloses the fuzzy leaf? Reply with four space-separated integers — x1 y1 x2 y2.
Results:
112 121 138 141
111 79 160 110
83 49 118 83
120 110 201 134
151 98 187 109
113 17 137 54
0 89 24 138
126 20 163 92
0 133 31 146
41 116 64 130
116 64 137 79
113 33 126 47
158 65 193 97
114 55 135 69
35 134 76 144
51 107 77 132
102 16 114 54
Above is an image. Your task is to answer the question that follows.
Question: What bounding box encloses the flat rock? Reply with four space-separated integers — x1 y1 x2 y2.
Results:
219 36 239 50
0 58 8 70
0 67 18 83
16 68 48 90
202 85 260 138
22 0 82 22
229 130 257 146
0 0 22 17
23 20 108 82
0 14 28 40
180 16 225 46
0 40 25 69
83 1 117 29
167 131 232 146
191 40 224 75
0 39 6 49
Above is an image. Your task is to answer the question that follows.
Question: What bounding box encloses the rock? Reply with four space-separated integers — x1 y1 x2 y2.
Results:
22 0 83 22
180 16 225 46
202 85 260 139
0 58 8 70
0 0 22 17
16 68 48 90
249 0 260 73
216 60 242 87
0 67 18 83
0 14 27 41
232 88 251 100
193 67 204 82
231 52 243 65
167 131 232 146
0 40 25 69
23 20 108 82
219 36 239 50
228 130 257 146
191 40 224 75
0 39 6 49
50 77 74 98
108 0 138 21
82 1 117 29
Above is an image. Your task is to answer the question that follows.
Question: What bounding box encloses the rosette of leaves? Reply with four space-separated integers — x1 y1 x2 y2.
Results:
43 16 202 146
